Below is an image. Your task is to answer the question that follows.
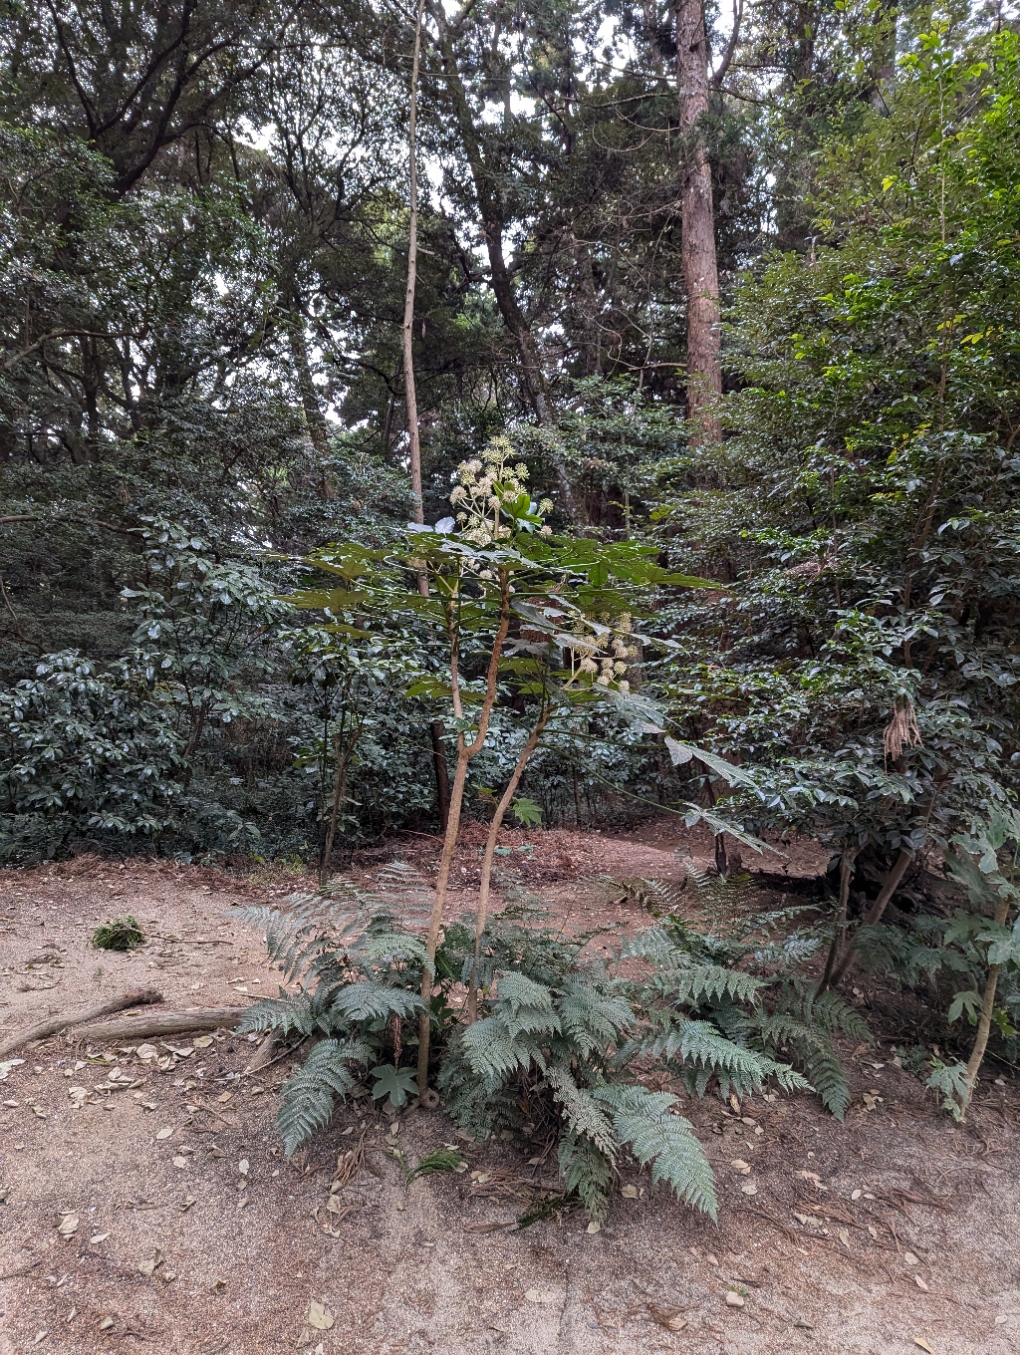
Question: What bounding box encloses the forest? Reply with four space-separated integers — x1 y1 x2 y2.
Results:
1 0 1019 1350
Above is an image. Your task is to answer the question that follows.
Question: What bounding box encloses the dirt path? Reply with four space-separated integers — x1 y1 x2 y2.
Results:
1 839 1018 1355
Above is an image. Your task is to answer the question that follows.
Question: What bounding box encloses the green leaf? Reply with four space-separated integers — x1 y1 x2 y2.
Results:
369 1063 419 1107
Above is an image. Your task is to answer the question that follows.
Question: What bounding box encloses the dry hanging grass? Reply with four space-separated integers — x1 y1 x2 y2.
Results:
883 699 922 764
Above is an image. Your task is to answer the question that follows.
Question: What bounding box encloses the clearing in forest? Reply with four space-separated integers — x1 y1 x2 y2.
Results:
1 827 1017 1355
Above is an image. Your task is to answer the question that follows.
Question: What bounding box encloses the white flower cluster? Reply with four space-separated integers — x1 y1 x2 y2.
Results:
570 617 638 692
449 438 554 543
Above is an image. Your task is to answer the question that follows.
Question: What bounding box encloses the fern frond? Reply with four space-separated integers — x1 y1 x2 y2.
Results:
558 1130 614 1222
595 1084 717 1220
808 989 872 1042
792 1037 850 1120
545 1065 616 1157
459 1016 542 1084
277 1037 370 1155
329 980 424 1023
558 978 632 1054
237 989 336 1037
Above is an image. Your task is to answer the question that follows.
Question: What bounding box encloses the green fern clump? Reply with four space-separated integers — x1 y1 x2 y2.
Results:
241 864 862 1222
235 866 436 1151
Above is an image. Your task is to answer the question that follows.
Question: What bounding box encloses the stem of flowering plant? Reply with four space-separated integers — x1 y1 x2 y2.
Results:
416 569 512 1101
960 889 1011 1120
466 701 552 1023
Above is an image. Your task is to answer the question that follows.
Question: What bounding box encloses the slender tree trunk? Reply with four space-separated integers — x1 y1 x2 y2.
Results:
960 892 1011 1119
287 294 329 459
467 705 551 1021
319 718 361 887
431 9 581 523
402 0 452 829
676 0 722 444
817 852 857 994
402 0 426 518
828 848 912 988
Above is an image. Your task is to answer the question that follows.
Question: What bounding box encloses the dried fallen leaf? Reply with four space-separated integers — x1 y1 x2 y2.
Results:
136 1044 158 1062
730 1159 752 1175
172 1156 188 1169
586 1220 601 1234
868 1225 878 1239
620 1185 639 1199
838 1229 851 1250
155 1127 173 1140
741 1183 757 1196
31 1105 48 1119
68 1086 88 1109
238 1158 250 1176
99 1316 115 1331
797 1170 822 1184
89 1233 109 1245
216 1092 233 1104
851 1188 863 1200
903 1251 920 1266
913 1340 935 1353
193 1036 214 1049
725 1291 745 1309
307 1300 335 1330
915 1276 929 1292
55 1213 79 1239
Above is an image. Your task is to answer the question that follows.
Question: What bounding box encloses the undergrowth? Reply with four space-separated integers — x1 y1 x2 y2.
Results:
239 866 865 1221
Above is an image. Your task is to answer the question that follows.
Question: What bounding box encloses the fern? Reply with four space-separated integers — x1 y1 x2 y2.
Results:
544 1065 617 1157
277 1037 370 1155
594 1085 718 1220
558 1130 614 1221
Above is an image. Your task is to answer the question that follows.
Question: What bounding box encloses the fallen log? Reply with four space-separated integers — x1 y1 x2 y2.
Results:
0 988 163 1059
79 1005 251 1043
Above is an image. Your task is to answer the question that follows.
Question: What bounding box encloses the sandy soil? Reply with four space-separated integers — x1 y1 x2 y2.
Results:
1 834 1018 1355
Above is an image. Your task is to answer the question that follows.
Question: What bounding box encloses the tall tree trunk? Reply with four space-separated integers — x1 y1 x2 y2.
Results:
403 0 452 829
402 0 426 519
676 0 722 444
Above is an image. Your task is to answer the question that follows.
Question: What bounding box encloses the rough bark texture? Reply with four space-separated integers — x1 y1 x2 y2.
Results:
677 0 723 444
0 988 163 1058
75 1007 251 1043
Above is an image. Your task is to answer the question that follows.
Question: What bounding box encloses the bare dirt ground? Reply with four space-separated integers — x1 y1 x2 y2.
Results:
1 826 1018 1355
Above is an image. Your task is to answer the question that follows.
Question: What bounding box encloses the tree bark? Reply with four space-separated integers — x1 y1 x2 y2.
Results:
287 301 330 460
0 989 162 1058
402 0 427 519
402 1 453 830
828 848 912 988
676 0 723 444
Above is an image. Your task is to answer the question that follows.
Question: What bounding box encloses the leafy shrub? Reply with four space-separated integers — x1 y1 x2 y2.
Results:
0 651 183 863
239 867 856 1221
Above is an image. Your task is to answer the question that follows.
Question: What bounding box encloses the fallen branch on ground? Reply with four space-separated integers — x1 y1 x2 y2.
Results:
78 1006 251 1043
0 988 162 1058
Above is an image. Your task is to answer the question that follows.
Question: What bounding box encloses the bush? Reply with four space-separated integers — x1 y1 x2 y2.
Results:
0 651 183 862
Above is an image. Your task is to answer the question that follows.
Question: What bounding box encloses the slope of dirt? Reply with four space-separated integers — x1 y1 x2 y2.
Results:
1 844 1018 1355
